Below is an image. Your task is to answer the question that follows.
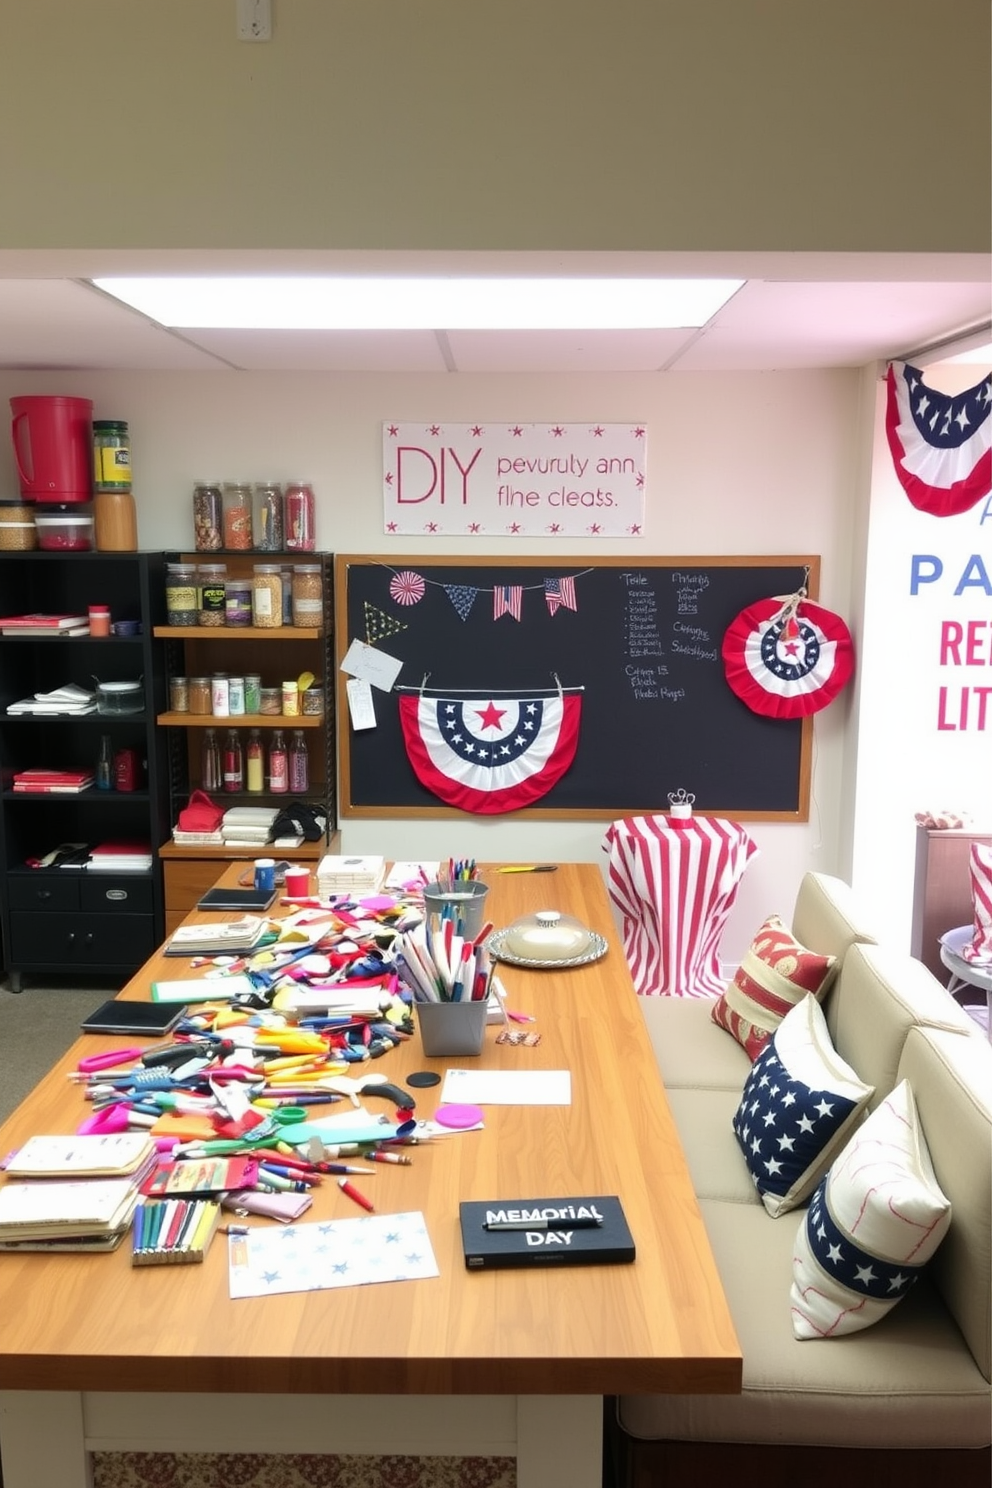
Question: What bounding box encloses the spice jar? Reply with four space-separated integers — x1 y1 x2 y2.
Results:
252 482 284 552
284 482 316 551
197 563 227 626
243 673 262 714
259 686 282 716
224 575 252 628
281 680 300 716
169 676 189 712
92 420 131 492
211 673 230 717
222 482 253 550
301 681 324 716
291 564 323 628
252 564 283 629
193 483 223 551
165 562 197 626
188 676 211 715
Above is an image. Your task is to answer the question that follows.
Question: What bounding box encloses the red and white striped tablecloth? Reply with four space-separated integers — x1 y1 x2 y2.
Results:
603 815 758 997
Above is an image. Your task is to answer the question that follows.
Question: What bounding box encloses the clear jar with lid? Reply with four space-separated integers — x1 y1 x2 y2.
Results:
188 676 212 715
292 563 323 628
197 563 227 626
284 482 316 551
92 420 131 493
252 482 284 552
252 564 283 628
224 574 252 628
193 482 223 551
259 686 282 716
165 562 197 626
222 482 253 550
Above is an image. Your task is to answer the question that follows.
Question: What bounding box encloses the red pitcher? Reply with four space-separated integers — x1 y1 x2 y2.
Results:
10 394 93 503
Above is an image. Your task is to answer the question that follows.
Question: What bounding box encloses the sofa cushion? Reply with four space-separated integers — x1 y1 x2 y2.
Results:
732 995 873 1216
791 1079 951 1339
896 1026 992 1382
825 942 977 1105
712 915 837 1059
666 1088 763 1204
639 997 752 1091
790 870 877 961
617 1197 992 1448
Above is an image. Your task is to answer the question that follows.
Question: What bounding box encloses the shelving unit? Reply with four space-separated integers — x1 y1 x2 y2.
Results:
0 551 170 991
154 551 337 931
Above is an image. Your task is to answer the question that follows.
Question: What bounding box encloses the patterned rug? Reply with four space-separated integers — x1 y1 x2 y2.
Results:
92 1455 516 1487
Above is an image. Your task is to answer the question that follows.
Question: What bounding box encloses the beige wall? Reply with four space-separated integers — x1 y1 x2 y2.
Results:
0 0 988 253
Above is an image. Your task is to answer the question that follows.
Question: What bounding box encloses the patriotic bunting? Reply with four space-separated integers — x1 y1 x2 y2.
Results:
389 570 426 605
885 360 992 517
722 591 854 719
363 601 408 646
545 576 577 615
399 689 581 813
443 585 480 622
493 585 522 621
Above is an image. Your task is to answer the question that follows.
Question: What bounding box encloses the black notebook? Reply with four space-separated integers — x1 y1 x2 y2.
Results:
459 1194 635 1270
81 1000 188 1037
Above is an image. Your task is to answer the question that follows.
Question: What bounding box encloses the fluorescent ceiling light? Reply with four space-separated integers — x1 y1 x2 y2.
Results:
91 276 744 331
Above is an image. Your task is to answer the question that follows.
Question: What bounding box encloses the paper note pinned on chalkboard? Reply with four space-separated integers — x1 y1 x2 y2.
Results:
340 639 403 692
346 677 377 731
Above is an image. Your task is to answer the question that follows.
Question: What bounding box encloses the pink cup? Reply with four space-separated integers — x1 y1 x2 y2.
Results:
284 865 310 898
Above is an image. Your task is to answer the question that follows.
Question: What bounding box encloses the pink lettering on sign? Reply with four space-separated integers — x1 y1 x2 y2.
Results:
396 446 482 505
937 685 992 731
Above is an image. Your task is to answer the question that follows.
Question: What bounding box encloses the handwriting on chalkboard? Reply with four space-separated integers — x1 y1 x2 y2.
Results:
622 571 686 701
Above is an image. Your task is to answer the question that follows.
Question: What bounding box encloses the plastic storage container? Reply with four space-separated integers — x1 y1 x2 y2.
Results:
166 562 197 625
222 482 253 550
224 575 252 628
284 483 315 551
0 503 36 550
197 563 227 627
291 564 323 627
192 483 223 551
35 508 94 551
252 482 284 551
252 564 283 628
92 420 131 492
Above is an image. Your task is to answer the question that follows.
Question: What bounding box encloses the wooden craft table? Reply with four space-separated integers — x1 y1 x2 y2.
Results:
0 862 740 1487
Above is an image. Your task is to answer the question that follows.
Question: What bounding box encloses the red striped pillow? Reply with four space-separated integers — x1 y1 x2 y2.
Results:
712 915 838 1059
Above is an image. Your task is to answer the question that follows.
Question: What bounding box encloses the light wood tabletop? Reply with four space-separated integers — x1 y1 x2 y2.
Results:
0 861 740 1486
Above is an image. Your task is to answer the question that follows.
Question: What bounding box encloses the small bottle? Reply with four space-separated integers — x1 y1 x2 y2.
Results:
201 728 221 793
87 603 111 637
288 729 309 793
246 728 264 792
223 729 243 793
211 673 230 717
268 728 288 793
96 734 114 791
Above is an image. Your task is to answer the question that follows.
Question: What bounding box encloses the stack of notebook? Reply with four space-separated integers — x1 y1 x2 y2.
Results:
165 914 271 957
221 806 279 847
317 854 386 896
0 1133 158 1252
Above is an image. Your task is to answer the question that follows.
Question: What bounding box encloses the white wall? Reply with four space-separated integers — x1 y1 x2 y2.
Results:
0 365 863 961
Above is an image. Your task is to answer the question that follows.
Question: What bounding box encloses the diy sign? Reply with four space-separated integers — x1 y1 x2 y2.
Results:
382 421 647 538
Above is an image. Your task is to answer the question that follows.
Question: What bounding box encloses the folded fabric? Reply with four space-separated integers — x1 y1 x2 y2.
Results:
790 1078 952 1339
732 994 873 1217
712 914 838 1058
177 789 224 832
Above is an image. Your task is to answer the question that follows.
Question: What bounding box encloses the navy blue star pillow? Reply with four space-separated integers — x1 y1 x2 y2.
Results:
732 994 874 1217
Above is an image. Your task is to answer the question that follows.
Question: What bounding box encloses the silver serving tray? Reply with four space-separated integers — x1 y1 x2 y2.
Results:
485 927 609 970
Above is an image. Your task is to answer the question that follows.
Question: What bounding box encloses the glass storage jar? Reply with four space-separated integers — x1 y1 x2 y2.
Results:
252 482 284 552
284 482 316 551
92 420 131 493
252 564 283 628
259 686 282 716
165 562 197 625
224 574 252 628
192 482 223 551
222 482 253 550
197 563 227 626
291 563 323 628
188 676 212 715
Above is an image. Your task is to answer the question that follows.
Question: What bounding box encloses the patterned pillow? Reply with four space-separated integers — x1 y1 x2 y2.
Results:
732 994 873 1217
712 914 838 1058
791 1079 952 1339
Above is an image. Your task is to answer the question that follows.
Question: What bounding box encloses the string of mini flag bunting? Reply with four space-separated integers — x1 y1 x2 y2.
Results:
381 564 593 624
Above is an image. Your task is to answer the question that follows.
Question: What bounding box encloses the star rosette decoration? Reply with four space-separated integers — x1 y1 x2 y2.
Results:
721 589 854 719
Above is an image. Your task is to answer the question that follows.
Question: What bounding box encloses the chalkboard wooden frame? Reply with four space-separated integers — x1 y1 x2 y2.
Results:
335 554 819 822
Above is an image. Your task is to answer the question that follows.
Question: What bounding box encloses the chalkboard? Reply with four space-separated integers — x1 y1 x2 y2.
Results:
335 555 818 821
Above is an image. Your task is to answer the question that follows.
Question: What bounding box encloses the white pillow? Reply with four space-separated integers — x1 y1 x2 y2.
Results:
791 1078 952 1339
732 994 873 1217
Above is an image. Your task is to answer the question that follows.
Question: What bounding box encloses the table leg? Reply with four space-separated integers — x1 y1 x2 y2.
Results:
517 1396 603 1488
0 1390 92 1488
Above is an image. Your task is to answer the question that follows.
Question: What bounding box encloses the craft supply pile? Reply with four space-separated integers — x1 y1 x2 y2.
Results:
0 857 554 1291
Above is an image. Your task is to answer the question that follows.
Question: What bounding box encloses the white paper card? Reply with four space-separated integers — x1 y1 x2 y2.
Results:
340 639 403 692
440 1069 572 1105
346 677 377 731
228 1211 439 1298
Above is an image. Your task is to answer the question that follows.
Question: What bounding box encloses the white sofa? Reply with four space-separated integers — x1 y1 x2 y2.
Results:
608 872 992 1488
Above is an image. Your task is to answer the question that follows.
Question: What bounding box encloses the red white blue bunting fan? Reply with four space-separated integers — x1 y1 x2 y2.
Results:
722 590 854 719
399 683 582 813
885 361 992 517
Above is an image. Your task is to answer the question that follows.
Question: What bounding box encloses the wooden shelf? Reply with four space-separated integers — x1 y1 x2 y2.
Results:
153 625 323 640
160 840 327 861
157 712 323 728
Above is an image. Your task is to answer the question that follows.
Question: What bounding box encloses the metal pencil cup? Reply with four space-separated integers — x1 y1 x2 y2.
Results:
422 880 489 940
416 998 488 1057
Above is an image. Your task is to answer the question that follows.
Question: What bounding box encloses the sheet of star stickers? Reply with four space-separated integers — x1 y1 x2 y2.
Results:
227 1212 439 1299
